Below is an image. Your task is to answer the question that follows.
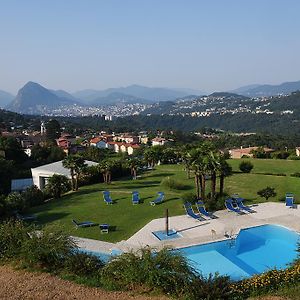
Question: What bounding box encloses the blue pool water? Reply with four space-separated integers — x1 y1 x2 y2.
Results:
178 224 299 280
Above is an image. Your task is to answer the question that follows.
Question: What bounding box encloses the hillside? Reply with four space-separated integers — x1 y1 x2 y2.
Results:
7 82 79 115
0 90 14 108
233 80 300 97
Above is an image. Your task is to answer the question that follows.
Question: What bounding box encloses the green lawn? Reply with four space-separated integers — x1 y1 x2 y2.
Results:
29 160 300 242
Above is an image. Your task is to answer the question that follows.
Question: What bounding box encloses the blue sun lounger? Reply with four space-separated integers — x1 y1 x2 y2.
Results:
99 223 109 233
286 193 295 208
225 199 244 214
150 192 164 206
72 219 98 228
14 211 37 222
235 198 256 213
132 191 140 205
196 201 218 219
184 202 205 221
103 191 113 204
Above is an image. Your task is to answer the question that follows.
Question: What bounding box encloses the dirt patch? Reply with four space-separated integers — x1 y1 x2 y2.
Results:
0 265 168 300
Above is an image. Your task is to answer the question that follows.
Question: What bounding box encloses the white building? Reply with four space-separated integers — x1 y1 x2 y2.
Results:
31 160 98 189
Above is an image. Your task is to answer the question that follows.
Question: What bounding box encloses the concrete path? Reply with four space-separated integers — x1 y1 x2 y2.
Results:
75 202 300 253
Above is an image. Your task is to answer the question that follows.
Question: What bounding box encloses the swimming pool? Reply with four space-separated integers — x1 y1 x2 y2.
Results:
178 224 299 280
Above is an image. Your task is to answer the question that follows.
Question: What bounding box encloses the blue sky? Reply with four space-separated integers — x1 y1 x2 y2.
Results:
1 0 300 94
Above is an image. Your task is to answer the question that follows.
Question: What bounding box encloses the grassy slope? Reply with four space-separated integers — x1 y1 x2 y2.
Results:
29 159 300 242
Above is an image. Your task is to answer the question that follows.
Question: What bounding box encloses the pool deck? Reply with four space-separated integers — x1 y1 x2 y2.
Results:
75 202 300 254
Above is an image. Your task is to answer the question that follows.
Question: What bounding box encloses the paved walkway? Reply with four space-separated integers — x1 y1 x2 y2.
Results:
75 202 300 253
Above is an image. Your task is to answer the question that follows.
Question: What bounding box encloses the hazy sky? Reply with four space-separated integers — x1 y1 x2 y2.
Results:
1 0 300 94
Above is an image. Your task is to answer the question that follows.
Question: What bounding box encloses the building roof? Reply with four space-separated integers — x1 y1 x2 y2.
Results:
31 160 98 177
229 147 274 154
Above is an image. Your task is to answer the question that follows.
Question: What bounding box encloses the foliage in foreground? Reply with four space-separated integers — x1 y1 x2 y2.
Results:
230 263 300 299
1 220 300 299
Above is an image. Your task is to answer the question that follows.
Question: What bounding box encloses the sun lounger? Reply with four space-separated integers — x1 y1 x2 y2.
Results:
72 219 98 228
225 199 245 214
14 211 37 222
196 201 218 219
286 193 295 208
103 191 113 204
99 223 109 233
150 192 164 206
184 202 205 221
236 198 256 213
132 191 140 205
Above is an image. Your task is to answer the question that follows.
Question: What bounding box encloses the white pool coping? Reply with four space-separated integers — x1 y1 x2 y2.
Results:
74 202 300 254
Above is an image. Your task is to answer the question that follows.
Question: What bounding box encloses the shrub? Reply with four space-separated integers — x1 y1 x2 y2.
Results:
230 262 300 298
4 192 27 212
291 172 300 178
0 220 28 260
20 224 76 270
22 185 44 207
257 187 277 201
160 177 188 190
181 192 198 205
189 274 232 300
239 161 254 173
101 247 199 297
65 251 104 276
288 155 300 160
46 174 71 198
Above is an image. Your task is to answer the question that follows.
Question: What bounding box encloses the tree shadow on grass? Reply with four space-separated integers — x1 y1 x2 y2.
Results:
144 173 175 178
35 212 70 225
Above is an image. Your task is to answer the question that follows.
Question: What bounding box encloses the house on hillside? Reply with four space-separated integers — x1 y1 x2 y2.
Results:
229 146 274 159
296 147 300 157
151 137 169 146
31 160 98 189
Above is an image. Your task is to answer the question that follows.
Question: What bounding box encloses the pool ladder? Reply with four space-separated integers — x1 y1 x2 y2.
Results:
227 234 238 248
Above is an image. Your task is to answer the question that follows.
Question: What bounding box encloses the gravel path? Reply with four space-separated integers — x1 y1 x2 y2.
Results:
0 266 168 300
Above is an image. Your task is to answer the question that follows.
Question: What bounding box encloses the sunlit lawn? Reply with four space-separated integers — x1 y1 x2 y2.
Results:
29 159 300 242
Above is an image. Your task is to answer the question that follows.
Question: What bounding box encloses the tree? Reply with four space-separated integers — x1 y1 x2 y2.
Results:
46 174 71 198
126 157 142 180
219 156 232 196
239 161 254 173
144 146 163 167
98 159 115 184
0 158 15 194
257 187 277 201
62 155 87 191
46 119 61 142
5 192 26 212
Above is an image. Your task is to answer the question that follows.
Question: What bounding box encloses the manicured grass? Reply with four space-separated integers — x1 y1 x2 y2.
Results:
229 158 300 175
29 160 300 242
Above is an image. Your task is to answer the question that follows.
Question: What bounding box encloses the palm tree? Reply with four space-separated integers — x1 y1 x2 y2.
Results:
46 174 70 198
144 146 162 167
207 151 220 201
62 155 86 191
126 157 142 180
218 155 232 196
98 159 116 184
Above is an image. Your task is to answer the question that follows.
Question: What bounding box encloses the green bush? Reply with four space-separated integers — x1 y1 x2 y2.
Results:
20 224 76 270
160 177 188 190
239 161 254 173
22 185 45 207
288 155 300 160
181 192 198 205
101 247 198 297
0 220 28 260
291 172 300 178
65 251 104 276
4 192 27 213
257 187 277 201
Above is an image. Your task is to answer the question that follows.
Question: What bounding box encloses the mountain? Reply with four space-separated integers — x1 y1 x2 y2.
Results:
7 82 78 114
232 81 300 97
50 89 80 102
0 90 14 108
73 84 201 103
91 92 150 106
